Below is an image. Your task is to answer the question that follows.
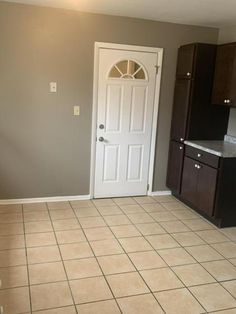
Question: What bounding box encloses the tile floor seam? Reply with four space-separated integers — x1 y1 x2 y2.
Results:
2 197 236 313
22 203 33 314
92 199 169 313
70 202 123 313
46 202 79 314
208 242 236 263
139 202 235 312
91 199 167 312
200 260 236 283
160 219 236 307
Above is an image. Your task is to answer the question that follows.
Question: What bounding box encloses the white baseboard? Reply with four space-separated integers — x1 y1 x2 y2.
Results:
0 191 172 205
0 194 91 205
148 190 171 196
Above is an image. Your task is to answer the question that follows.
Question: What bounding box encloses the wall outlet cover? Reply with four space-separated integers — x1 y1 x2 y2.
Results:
74 106 80 116
50 82 57 93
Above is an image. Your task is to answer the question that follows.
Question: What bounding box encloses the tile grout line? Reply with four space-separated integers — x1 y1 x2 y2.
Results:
1 197 236 312
69 200 123 314
91 198 168 313
111 198 229 312
45 202 79 314
22 204 33 314
145 205 236 310
126 200 211 313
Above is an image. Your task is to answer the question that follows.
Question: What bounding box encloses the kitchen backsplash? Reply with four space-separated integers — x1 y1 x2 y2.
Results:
224 134 236 144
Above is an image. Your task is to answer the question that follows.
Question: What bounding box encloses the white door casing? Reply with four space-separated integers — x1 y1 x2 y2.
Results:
91 43 163 198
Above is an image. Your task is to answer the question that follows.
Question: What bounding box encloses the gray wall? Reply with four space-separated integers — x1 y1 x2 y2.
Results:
0 1 219 198
218 26 236 137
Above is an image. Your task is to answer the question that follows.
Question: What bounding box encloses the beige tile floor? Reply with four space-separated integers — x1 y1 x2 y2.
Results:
1 196 236 313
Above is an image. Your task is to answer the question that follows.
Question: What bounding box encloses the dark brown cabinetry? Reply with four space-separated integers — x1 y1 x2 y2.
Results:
212 42 236 107
170 80 191 142
176 44 195 79
181 145 236 227
167 43 229 195
167 41 236 227
166 141 184 194
182 155 218 217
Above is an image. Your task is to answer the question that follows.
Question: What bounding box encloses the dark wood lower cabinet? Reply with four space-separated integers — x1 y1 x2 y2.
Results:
197 163 218 217
181 157 198 206
181 156 217 218
177 146 236 228
166 141 184 195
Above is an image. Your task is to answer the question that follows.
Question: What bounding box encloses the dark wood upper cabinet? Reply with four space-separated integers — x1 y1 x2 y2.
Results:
170 80 191 142
170 43 229 142
176 44 195 79
166 141 184 194
212 42 236 107
168 43 229 199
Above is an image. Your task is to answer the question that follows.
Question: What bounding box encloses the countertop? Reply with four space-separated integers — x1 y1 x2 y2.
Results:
184 140 236 157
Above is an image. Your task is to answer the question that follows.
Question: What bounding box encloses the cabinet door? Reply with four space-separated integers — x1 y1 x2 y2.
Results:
181 157 198 206
176 44 196 79
212 43 236 107
166 141 184 194
197 163 218 217
170 79 191 142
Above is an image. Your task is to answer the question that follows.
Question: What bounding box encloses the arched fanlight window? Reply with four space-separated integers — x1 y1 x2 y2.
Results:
109 60 146 80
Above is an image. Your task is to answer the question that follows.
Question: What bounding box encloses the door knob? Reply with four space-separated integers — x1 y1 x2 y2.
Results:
186 72 191 76
98 137 104 142
99 124 105 129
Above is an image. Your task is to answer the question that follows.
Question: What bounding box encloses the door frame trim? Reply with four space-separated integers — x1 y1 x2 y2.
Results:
90 42 164 198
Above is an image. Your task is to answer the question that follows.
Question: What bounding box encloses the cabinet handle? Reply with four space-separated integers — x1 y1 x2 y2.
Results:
180 138 184 142
195 164 198 168
187 72 191 76
0 306 3 314
227 99 231 104
197 153 202 157
224 99 227 103
179 146 183 150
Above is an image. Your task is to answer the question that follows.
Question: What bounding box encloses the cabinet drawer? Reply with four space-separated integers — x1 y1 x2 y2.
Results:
185 146 219 168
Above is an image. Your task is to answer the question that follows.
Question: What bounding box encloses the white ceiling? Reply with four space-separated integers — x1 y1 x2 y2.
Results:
2 0 236 28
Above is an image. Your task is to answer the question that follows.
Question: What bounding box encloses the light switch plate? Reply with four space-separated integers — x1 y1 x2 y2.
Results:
50 82 57 93
74 106 80 116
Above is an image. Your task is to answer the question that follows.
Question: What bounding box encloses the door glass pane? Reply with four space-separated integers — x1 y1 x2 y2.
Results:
109 60 146 80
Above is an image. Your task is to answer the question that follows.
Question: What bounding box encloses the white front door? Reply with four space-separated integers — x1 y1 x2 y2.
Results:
94 47 159 198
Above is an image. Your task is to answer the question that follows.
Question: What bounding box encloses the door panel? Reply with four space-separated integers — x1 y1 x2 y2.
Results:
103 145 120 182
166 141 184 195
127 145 143 181
176 44 195 79
197 164 218 217
130 86 147 133
105 85 123 132
94 48 158 197
181 157 198 206
170 79 191 142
